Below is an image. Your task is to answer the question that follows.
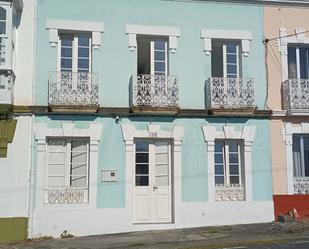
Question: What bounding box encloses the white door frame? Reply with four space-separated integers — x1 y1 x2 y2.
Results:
121 124 185 225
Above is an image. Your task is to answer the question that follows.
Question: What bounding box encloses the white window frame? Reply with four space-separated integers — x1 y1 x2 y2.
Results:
34 122 103 208
150 39 168 75
57 33 92 73
46 137 90 189
201 29 252 56
202 125 256 202
0 3 12 70
215 140 244 187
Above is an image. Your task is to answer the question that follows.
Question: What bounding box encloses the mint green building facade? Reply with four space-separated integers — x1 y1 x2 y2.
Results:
29 0 274 238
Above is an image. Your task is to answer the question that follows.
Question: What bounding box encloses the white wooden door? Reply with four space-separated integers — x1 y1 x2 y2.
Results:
134 140 172 223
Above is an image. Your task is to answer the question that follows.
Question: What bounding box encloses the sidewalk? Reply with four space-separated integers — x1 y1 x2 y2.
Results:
1 221 309 249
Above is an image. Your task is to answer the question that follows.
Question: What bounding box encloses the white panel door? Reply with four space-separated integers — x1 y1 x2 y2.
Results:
134 140 172 224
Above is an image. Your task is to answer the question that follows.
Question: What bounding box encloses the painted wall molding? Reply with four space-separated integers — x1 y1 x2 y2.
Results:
125 24 181 53
46 19 104 49
201 29 252 56
283 122 309 194
34 122 103 209
121 123 185 224
202 125 256 202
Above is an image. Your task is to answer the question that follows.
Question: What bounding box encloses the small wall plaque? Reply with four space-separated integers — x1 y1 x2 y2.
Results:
101 170 118 182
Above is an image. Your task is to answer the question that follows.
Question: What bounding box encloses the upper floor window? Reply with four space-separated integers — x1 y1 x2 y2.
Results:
59 34 91 73
214 140 244 187
288 45 309 80
211 40 242 78
137 36 168 76
293 134 309 178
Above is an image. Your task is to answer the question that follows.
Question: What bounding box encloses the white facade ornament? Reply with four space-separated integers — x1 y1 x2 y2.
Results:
46 19 104 49
201 29 252 56
202 125 256 202
295 28 305 43
125 24 180 53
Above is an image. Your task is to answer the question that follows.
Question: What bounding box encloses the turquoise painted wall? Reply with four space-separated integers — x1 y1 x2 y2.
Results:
35 116 272 208
35 0 266 109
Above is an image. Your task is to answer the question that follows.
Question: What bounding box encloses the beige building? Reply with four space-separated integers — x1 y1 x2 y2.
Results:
265 3 309 219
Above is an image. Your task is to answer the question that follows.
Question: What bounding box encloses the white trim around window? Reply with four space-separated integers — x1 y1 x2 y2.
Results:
46 19 104 49
283 122 309 194
201 29 252 56
34 122 103 208
125 24 180 53
278 27 309 82
202 125 256 202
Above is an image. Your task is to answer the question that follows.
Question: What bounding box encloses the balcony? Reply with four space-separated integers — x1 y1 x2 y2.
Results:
215 184 245 201
48 71 99 112
131 74 179 113
207 77 256 113
294 177 309 194
282 79 309 114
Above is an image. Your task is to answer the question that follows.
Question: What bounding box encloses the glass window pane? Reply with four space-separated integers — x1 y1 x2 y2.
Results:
288 47 297 79
0 7 6 21
61 47 72 58
71 163 87 175
48 176 65 186
215 142 224 152
136 176 149 186
299 47 309 79
215 176 224 185
154 40 166 50
70 176 87 187
155 51 165 61
72 140 87 151
78 47 89 58
61 35 73 47
226 43 237 53
156 175 169 186
227 54 237 64
0 21 5 35
215 153 223 164
61 58 72 70
71 151 87 164
136 153 149 163
230 176 240 185
155 142 168 153
136 141 149 152
229 164 239 175
78 58 89 69
229 142 239 152
78 35 90 47
155 62 165 72
227 64 237 75
136 164 149 175
215 164 224 175
229 153 239 164
48 152 65 164
156 164 168 175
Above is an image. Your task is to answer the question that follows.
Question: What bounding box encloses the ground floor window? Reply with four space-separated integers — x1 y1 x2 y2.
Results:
45 138 89 204
293 134 309 178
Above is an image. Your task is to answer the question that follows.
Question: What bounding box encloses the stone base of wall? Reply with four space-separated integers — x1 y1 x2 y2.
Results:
273 195 309 220
0 217 28 243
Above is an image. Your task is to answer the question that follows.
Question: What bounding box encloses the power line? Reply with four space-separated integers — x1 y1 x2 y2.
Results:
264 30 309 43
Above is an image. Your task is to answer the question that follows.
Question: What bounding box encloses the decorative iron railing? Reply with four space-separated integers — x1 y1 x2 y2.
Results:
131 74 179 108
207 77 256 109
44 186 88 204
215 185 245 201
48 71 99 106
294 177 309 194
282 79 309 111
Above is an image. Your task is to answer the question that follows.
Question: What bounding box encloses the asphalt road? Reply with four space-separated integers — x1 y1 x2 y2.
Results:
241 240 309 249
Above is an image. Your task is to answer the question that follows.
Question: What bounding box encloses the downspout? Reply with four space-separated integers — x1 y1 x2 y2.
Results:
27 0 37 239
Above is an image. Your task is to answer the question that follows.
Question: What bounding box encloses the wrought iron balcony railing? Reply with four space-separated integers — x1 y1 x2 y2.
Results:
44 186 88 204
215 184 245 201
131 74 179 109
207 77 256 109
282 79 309 111
48 71 99 107
294 177 309 194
